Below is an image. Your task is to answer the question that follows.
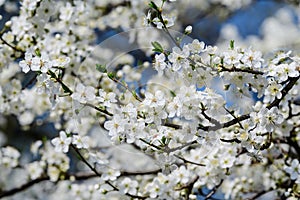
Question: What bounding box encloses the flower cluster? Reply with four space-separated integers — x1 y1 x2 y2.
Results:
0 0 300 199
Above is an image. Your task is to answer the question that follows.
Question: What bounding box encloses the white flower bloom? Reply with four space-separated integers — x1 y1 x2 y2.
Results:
119 177 138 195
153 15 175 29
121 103 137 119
145 107 168 125
71 83 96 104
98 89 117 107
284 159 300 180
219 154 235 168
223 49 243 68
52 56 70 67
104 115 126 137
101 168 121 181
27 161 45 180
47 165 60 182
188 39 206 53
241 47 264 69
154 53 167 75
173 166 190 184
258 107 284 132
31 52 52 73
143 90 165 108
271 50 292 64
19 51 33 73
0 146 20 168
265 82 282 100
51 131 72 153
72 135 89 149
30 140 43 155
18 111 34 126
167 96 182 117
168 45 190 71
59 2 74 21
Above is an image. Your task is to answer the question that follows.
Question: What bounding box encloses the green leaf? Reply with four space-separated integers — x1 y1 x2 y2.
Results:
107 72 116 79
149 1 159 10
170 90 176 97
35 49 41 57
151 41 163 53
230 40 235 50
96 64 107 73
161 136 166 145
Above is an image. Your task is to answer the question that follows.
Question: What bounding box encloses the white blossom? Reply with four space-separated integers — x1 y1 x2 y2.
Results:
51 131 72 153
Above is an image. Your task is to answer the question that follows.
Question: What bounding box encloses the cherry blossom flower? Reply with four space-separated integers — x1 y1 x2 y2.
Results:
71 83 96 104
19 51 33 73
154 53 167 75
168 45 190 71
258 107 284 132
51 131 72 153
27 161 45 180
119 177 138 195
101 168 121 181
31 52 53 73
284 159 300 180
104 115 126 138
153 15 175 29
98 89 117 107
143 90 165 108
188 39 206 54
241 47 264 69
0 146 20 168
72 135 89 149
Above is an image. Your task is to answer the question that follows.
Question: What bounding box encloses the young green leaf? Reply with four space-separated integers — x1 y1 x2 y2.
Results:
107 72 116 79
96 64 107 73
149 1 159 10
230 40 235 50
151 41 163 53
35 49 41 57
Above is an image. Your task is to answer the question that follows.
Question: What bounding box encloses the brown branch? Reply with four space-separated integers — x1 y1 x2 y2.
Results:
287 100 300 119
163 121 182 129
199 75 300 132
121 169 160 176
220 138 241 143
71 144 148 199
201 106 222 127
0 176 48 198
0 35 24 54
174 154 206 167
84 103 113 116
0 167 159 199
267 76 300 109
0 172 98 198
220 66 264 75
166 140 198 153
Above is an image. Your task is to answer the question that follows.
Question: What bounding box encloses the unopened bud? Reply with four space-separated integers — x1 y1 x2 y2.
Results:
5 20 12 27
185 25 192 34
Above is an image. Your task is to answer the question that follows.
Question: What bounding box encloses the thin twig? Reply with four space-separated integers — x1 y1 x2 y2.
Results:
204 179 224 200
174 154 205 167
166 140 198 153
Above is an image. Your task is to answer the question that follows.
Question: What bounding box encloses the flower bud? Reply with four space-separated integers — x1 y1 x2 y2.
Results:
185 25 192 34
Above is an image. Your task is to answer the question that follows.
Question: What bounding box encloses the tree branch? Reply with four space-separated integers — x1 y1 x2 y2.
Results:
204 179 224 200
199 75 300 131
